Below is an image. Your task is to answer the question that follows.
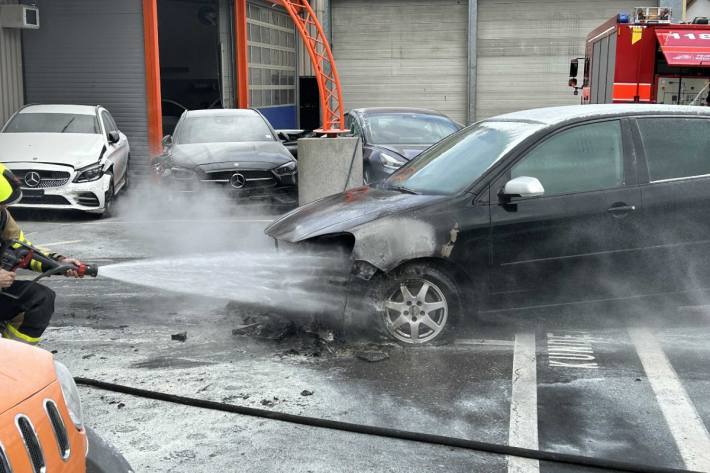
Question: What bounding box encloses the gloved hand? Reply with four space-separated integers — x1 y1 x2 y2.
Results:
0 269 16 288
59 257 84 278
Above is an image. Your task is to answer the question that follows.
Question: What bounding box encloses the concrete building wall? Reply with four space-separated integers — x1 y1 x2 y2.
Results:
0 0 24 127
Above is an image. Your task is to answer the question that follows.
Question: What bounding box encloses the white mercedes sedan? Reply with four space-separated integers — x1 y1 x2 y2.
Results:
0 104 130 216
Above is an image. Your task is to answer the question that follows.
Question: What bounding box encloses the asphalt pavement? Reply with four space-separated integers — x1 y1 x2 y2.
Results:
13 191 710 473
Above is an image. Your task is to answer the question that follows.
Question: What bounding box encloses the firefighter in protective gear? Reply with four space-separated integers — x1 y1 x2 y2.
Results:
0 164 84 345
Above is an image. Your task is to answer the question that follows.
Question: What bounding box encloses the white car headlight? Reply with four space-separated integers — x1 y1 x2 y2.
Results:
73 163 104 183
380 152 406 170
54 361 84 429
273 161 297 176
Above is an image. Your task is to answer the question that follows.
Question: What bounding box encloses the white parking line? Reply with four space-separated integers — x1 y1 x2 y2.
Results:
628 327 710 471
508 333 539 473
38 239 84 247
454 338 514 347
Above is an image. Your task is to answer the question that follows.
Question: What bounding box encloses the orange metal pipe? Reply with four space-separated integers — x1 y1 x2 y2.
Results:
300 1 345 133
234 0 249 108
275 0 346 133
142 0 163 156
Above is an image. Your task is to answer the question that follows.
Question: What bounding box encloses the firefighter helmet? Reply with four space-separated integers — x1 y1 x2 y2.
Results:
0 164 22 206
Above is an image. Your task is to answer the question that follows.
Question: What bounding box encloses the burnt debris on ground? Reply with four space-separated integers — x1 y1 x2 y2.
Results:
224 302 398 362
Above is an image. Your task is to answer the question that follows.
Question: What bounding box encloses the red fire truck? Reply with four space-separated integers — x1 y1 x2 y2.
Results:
569 7 710 105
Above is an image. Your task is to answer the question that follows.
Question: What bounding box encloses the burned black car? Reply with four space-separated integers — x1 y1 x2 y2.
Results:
267 104 710 345
153 109 297 201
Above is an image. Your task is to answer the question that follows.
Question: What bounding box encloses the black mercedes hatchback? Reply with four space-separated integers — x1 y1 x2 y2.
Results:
266 105 710 345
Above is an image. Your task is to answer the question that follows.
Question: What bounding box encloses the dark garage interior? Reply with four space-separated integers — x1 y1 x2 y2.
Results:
158 0 229 134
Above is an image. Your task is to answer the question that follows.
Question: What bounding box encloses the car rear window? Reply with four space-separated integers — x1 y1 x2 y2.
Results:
365 113 460 145
176 114 275 144
3 112 99 134
637 118 710 181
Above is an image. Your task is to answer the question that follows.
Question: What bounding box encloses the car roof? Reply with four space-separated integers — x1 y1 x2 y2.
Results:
489 104 710 126
184 108 260 118
352 107 448 117
19 104 98 115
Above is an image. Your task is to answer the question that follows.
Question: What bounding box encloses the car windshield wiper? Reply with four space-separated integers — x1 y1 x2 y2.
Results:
387 184 420 195
60 117 76 133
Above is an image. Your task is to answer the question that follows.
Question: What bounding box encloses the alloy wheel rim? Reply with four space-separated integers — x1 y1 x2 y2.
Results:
383 278 448 344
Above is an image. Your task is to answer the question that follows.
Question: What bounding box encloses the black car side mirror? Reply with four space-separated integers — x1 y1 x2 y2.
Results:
108 131 120 144
162 135 173 148
277 131 289 142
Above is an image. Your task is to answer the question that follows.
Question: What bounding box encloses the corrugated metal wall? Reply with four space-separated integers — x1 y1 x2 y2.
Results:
688 0 710 18
22 0 150 176
0 0 24 127
475 0 656 120
331 0 468 123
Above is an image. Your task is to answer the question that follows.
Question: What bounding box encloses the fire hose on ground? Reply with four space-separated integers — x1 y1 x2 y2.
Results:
74 377 699 473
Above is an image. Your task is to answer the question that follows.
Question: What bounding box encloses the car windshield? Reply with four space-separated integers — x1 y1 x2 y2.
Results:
3 112 99 134
385 120 542 195
175 114 275 144
364 113 460 145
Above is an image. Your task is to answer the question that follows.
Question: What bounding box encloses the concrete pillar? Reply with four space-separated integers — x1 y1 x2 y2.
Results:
297 137 363 206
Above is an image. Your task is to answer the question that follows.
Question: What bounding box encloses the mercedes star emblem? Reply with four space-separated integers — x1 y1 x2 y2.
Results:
230 172 246 189
24 171 41 188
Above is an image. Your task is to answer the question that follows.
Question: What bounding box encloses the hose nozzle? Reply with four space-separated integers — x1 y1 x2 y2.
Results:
75 263 99 278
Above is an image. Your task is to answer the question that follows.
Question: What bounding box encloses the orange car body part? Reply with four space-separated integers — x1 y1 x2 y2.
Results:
0 339 88 472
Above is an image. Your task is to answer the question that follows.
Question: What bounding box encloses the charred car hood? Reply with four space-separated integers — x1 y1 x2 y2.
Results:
265 187 446 242
0 133 105 169
170 141 293 169
0 339 55 413
375 144 430 161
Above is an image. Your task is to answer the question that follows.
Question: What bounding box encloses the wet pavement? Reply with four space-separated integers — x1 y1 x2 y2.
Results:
14 197 710 473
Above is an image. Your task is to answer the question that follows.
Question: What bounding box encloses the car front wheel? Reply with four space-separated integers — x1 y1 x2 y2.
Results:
101 175 114 218
372 262 462 345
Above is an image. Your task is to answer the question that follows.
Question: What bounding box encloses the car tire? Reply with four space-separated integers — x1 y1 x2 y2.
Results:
363 168 371 186
100 174 114 219
85 426 134 473
369 262 462 345
122 156 130 191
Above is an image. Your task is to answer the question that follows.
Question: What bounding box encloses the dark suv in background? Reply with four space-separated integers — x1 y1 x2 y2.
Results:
267 105 710 344
345 108 462 183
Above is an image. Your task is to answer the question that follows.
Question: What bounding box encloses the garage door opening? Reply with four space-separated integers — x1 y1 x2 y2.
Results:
157 0 235 134
299 77 320 131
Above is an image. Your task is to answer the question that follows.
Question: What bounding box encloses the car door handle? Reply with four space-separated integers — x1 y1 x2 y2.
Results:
607 204 636 216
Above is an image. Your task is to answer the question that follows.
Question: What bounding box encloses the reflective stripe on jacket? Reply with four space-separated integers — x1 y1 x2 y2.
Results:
0 209 64 273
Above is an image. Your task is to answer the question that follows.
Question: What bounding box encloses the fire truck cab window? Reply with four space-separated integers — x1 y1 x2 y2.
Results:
637 118 710 181
511 120 624 195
